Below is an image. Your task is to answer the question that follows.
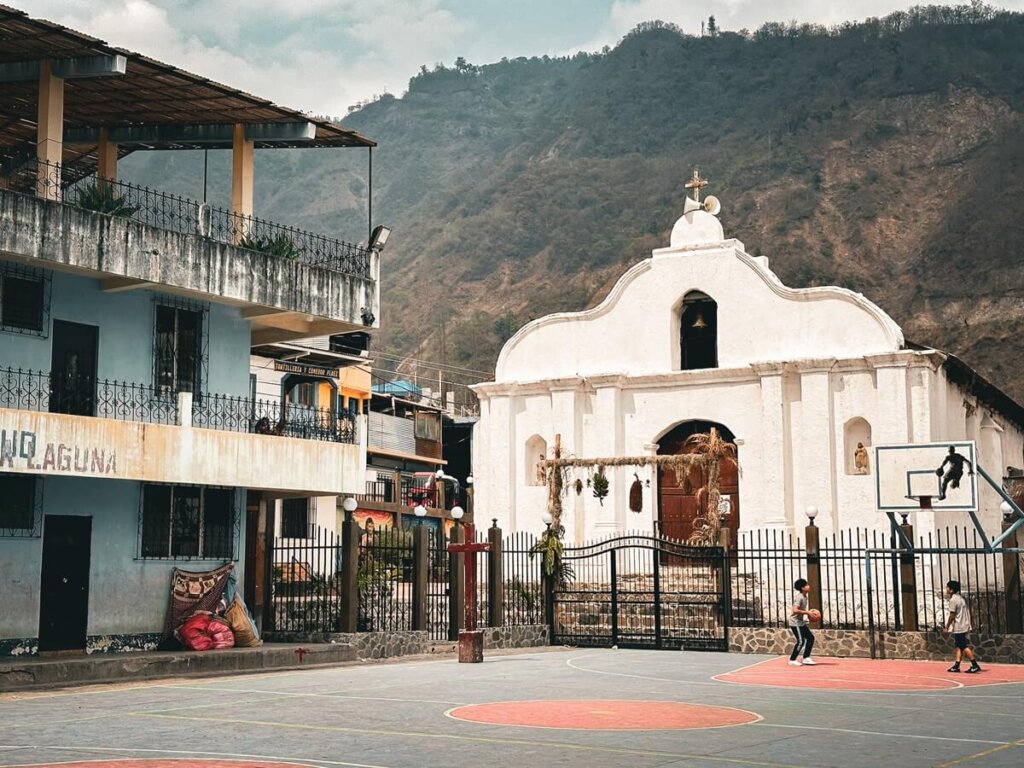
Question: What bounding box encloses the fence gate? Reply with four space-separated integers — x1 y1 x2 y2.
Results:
552 536 729 651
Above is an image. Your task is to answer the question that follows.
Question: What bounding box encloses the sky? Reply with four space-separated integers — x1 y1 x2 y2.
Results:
18 1 1024 118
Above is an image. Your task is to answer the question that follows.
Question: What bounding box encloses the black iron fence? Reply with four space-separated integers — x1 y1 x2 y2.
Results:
2 158 373 279
503 531 545 626
358 528 415 632
732 525 1024 633
193 392 357 444
1 366 178 424
272 523 344 633
269 522 546 639
2 365 354 443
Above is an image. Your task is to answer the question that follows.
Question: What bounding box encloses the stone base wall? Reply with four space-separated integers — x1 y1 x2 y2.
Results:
730 627 1024 663
264 625 548 660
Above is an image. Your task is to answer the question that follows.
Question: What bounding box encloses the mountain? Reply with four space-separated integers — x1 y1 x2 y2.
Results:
122 5 1024 403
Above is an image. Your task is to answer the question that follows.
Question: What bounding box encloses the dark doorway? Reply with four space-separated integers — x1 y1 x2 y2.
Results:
50 320 98 416
657 420 739 546
38 515 92 652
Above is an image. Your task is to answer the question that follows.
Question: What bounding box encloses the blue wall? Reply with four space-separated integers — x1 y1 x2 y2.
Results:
0 475 246 641
0 266 251 396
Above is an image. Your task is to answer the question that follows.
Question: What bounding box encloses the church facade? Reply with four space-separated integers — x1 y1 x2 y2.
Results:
471 200 1024 543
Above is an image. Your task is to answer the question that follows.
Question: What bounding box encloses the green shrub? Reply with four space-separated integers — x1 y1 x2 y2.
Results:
239 232 302 259
73 183 138 217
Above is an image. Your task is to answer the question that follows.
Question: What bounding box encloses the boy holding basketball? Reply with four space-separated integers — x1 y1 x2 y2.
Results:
942 580 981 673
788 578 817 666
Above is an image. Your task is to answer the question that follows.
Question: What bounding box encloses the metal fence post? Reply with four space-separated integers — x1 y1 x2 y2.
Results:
1002 517 1023 633
543 567 555 643
488 520 504 628
412 525 429 631
339 516 359 633
448 524 464 641
899 521 918 631
805 522 822 627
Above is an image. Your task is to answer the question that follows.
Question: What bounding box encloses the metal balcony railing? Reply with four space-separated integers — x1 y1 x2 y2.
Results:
1 158 373 279
0 366 357 444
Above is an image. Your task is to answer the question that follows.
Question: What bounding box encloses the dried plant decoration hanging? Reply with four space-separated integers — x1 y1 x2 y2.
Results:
575 478 584 495
629 473 643 513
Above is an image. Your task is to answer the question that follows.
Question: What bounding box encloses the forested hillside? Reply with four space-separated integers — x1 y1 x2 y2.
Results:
123 4 1024 400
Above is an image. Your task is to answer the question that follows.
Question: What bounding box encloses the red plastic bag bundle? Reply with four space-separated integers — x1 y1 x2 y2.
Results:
177 612 214 651
208 616 235 649
176 611 235 651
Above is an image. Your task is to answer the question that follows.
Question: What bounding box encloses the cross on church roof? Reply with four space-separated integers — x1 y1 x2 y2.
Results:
685 168 709 201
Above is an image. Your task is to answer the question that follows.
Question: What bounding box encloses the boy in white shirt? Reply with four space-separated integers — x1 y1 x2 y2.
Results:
942 580 981 673
787 578 816 666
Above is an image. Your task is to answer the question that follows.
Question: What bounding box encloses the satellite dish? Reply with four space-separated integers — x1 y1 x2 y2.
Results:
682 195 722 217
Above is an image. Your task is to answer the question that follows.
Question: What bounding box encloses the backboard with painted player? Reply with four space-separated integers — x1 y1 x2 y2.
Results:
874 442 977 512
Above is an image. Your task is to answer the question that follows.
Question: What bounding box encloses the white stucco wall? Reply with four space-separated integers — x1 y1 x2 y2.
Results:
473 212 1024 543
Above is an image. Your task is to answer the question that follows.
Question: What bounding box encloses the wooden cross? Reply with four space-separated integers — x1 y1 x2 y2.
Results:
447 523 491 633
685 168 708 201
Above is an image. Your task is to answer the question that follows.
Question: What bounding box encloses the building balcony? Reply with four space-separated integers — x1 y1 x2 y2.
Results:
0 161 379 343
0 366 364 495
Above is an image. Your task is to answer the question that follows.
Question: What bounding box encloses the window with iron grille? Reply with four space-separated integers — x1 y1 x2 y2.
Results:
281 498 311 538
0 473 42 537
0 262 50 336
153 299 208 395
139 483 235 559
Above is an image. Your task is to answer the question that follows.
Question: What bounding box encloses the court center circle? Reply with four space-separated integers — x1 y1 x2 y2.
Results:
447 699 760 730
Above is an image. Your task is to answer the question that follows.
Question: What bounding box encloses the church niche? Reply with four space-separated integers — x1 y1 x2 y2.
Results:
525 434 548 486
844 417 872 475
679 290 718 370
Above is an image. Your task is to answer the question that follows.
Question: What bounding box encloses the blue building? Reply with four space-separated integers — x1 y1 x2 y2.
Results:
0 8 378 655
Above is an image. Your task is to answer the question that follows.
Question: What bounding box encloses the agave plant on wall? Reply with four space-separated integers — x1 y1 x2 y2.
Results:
72 183 139 218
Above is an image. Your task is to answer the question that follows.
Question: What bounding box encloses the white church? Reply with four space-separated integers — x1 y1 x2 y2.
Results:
471 177 1024 543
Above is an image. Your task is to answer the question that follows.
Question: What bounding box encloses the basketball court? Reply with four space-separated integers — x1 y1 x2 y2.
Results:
2 647 1023 768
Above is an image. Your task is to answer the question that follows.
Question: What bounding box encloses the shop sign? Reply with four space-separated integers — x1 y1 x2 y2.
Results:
0 428 117 475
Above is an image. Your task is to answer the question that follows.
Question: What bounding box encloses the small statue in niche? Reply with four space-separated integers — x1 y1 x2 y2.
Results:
854 442 870 475
536 454 547 485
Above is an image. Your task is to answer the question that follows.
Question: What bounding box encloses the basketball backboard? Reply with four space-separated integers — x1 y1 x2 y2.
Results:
874 442 978 512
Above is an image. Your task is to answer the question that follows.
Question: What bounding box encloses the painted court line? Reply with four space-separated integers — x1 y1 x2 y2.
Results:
0 746 390 768
148 685 466 707
109 712 811 767
753 722 1010 746
443 699 763 731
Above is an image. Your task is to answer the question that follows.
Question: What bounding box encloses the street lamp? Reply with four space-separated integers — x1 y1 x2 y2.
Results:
342 496 358 521
805 505 819 527
1001 500 1015 521
451 505 465 521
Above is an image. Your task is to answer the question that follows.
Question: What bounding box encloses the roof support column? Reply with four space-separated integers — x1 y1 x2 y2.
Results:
36 60 64 199
232 122 254 242
97 127 117 189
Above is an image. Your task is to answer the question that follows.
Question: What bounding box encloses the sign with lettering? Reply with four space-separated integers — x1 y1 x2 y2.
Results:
274 360 339 378
0 428 117 475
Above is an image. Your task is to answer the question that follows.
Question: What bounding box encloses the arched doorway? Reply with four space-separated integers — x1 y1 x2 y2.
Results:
657 420 739 544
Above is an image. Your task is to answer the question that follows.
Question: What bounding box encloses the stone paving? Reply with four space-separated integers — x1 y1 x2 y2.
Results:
1 647 1023 768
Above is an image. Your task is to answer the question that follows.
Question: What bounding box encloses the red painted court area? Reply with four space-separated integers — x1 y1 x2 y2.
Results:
447 699 760 730
6 762 312 768
715 657 1024 691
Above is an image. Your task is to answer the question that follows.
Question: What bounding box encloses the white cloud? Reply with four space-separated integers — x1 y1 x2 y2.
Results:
14 0 1024 115
17 0 471 116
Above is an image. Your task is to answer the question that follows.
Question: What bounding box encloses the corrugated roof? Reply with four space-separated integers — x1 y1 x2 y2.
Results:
0 3 373 176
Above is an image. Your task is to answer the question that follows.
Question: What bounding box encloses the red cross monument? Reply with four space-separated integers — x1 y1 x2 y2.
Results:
447 523 491 663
